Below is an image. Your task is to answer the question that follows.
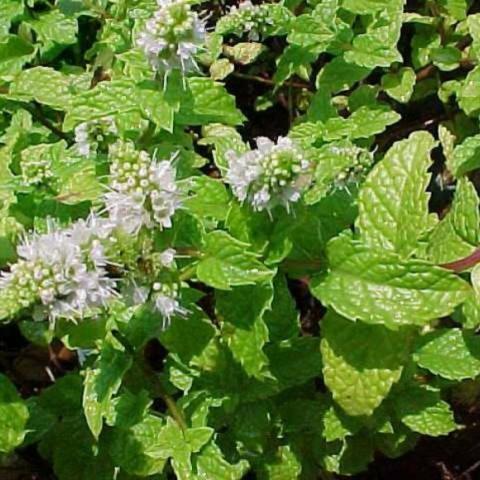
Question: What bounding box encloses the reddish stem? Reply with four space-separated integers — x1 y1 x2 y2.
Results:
440 248 480 272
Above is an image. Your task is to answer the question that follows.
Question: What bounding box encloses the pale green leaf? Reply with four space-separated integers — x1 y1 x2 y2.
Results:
459 66 480 116
8 67 85 109
195 442 249 480
381 67 416 103
209 58 234 80
357 131 437 256
393 386 458 436
0 373 29 453
316 56 371 94
449 133 480 176
196 231 274 290
414 329 480 380
321 311 409 416
217 283 272 379
83 341 132 438
311 235 470 328
181 176 231 222
426 178 480 263
28 10 77 46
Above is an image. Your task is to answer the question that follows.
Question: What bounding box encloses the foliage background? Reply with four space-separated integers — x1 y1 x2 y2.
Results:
1 0 480 479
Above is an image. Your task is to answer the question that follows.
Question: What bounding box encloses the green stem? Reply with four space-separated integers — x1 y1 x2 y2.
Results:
112 330 188 431
232 72 311 90
179 263 198 282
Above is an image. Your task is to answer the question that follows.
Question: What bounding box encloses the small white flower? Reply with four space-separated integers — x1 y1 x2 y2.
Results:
74 117 117 157
226 136 311 213
0 219 117 321
159 248 176 268
152 281 187 328
137 0 206 76
105 142 180 234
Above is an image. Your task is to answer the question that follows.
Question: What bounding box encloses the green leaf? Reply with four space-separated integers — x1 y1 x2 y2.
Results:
83 340 132 438
266 337 322 389
438 0 468 20
63 80 139 130
449 133 480 176
0 35 35 79
195 442 249 479
311 235 470 328
199 123 247 173
381 67 416 103
0 373 29 453
414 329 480 380
288 2 338 51
108 414 168 476
223 42 265 65
431 46 461 72
342 0 390 14
316 56 371 94
357 131 437 257
323 435 375 476
8 67 85 109
426 178 480 263
175 77 245 126
459 66 480 116
392 386 457 436
196 231 274 290
216 283 272 379
209 58 234 80
263 274 299 342
159 309 216 366
321 311 409 416
345 0 404 68
258 445 302 480
273 44 317 86
41 415 115 480
181 176 231 222
27 10 77 46
105 390 152 429
136 85 175 132
0 1 24 39
322 105 400 141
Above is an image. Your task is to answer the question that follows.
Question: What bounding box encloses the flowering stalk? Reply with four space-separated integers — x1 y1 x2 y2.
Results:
105 141 181 234
0 216 116 322
226 136 311 213
136 0 206 78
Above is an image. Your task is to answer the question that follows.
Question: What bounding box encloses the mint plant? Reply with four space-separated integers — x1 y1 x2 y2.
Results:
1 0 480 478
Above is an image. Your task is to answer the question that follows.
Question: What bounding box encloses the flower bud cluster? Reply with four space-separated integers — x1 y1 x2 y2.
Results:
331 144 373 189
74 117 117 157
105 141 180 234
136 0 206 74
0 216 116 321
216 1 276 40
226 136 311 212
21 156 53 186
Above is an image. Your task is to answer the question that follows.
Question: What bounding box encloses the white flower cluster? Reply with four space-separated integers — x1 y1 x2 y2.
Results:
74 117 117 157
104 141 180 234
226 136 311 212
216 1 275 40
0 216 116 321
136 0 206 75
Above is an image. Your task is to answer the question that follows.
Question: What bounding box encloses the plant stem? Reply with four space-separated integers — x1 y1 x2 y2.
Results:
179 263 198 282
440 248 480 272
112 330 188 430
232 72 311 90
26 104 70 142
